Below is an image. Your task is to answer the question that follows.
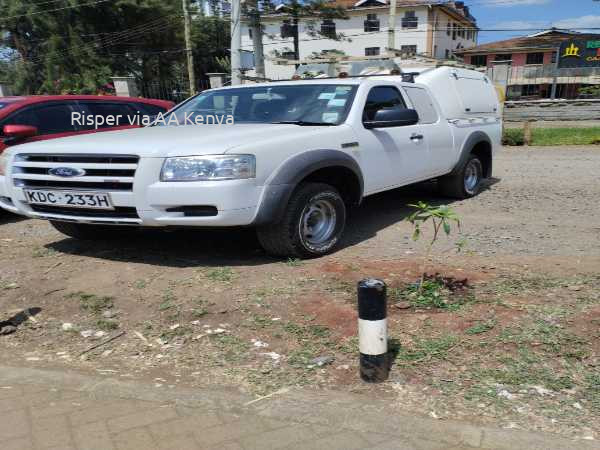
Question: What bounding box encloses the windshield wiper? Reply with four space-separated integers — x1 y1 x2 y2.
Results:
271 120 335 126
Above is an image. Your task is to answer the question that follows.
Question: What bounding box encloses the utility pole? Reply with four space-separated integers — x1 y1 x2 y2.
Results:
231 0 242 85
387 0 396 54
249 5 265 80
182 0 196 95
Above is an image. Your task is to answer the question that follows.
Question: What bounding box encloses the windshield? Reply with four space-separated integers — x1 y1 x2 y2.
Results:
162 84 357 126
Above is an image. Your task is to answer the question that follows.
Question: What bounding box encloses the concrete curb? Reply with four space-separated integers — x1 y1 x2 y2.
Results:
0 365 597 450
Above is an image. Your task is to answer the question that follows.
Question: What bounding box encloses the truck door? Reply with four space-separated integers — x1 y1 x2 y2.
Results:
403 86 454 175
357 85 430 189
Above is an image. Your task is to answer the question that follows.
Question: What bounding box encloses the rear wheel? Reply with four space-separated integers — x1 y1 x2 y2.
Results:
257 182 346 258
50 221 132 240
439 155 484 199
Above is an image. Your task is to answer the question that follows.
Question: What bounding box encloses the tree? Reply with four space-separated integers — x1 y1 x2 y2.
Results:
0 0 230 95
274 0 349 62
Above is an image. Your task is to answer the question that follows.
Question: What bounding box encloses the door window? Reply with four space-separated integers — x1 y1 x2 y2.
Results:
363 86 407 122
2 103 76 135
403 87 438 124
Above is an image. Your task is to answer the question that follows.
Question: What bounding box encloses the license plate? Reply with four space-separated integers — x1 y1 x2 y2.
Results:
24 189 114 210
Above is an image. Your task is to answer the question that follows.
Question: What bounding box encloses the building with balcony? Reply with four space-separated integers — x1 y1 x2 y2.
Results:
241 0 478 80
456 29 600 100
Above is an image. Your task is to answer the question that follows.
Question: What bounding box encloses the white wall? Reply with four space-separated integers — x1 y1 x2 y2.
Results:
240 6 477 79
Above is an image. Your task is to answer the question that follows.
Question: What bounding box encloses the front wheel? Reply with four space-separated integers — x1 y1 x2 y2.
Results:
257 182 346 258
50 221 133 240
438 155 484 199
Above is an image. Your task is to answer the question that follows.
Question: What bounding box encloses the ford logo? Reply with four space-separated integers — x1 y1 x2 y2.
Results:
48 167 86 177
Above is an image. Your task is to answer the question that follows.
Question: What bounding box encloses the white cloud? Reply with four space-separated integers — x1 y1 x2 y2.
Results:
553 15 600 30
491 20 548 29
481 0 551 7
488 15 600 32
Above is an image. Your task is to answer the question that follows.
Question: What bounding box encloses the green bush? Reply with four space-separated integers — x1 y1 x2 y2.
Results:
502 128 524 146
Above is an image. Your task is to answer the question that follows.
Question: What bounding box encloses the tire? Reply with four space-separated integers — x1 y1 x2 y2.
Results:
257 182 346 258
50 221 132 240
439 154 484 199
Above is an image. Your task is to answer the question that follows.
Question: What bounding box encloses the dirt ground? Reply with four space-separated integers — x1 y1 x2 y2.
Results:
1 145 599 440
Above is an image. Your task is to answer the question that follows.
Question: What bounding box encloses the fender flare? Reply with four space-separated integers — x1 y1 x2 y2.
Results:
449 131 493 178
252 149 364 226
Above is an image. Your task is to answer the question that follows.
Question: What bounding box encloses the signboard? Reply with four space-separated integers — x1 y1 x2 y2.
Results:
558 39 600 68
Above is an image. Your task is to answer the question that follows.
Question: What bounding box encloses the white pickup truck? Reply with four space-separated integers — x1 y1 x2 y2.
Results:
0 67 501 257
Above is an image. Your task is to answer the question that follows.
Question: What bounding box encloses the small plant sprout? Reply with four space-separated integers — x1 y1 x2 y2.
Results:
407 202 461 292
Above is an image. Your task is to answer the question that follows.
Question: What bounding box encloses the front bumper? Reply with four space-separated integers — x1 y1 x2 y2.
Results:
1 156 263 226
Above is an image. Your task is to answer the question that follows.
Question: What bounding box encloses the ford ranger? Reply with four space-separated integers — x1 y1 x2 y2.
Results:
0 67 502 258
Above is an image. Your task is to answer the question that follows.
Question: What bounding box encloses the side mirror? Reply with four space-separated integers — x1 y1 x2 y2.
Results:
3 125 38 145
363 108 419 129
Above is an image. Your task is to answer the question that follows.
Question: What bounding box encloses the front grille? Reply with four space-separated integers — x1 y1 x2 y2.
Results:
30 205 139 219
12 153 139 192
19 180 133 191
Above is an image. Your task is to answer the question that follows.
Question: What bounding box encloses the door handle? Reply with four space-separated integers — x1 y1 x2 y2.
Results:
410 133 424 141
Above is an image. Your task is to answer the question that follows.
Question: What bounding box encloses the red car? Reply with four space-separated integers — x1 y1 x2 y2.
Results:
0 95 174 154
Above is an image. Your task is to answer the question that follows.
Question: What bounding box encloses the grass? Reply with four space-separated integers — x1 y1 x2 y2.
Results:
503 127 600 146
466 319 496 335
395 335 458 364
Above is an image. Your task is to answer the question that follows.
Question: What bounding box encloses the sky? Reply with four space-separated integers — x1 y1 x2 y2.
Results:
467 0 600 43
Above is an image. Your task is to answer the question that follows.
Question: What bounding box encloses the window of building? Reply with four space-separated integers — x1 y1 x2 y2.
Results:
446 22 451 36
365 47 380 56
495 54 512 63
551 51 557 64
452 23 457 40
363 86 407 122
401 11 418 29
280 20 296 39
282 51 296 60
445 49 450 59
471 55 487 67
458 26 464 38
364 13 379 32
248 28 253 39
401 45 417 56
526 52 544 65
321 19 336 38
521 84 540 97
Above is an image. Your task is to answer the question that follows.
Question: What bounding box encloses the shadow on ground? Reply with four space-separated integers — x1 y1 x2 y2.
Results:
0 211 25 225
45 180 498 267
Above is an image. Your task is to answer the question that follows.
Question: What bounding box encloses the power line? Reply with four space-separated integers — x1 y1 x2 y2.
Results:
14 15 181 66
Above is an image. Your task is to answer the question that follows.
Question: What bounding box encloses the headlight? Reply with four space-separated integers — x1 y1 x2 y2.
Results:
0 152 8 176
160 155 255 181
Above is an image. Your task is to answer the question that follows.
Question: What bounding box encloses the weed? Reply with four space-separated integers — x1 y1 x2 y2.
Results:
466 319 496 335
406 202 461 294
285 258 303 267
95 318 119 331
159 289 176 311
32 246 56 258
210 334 250 362
584 372 600 411
134 279 147 289
69 292 114 313
206 267 234 282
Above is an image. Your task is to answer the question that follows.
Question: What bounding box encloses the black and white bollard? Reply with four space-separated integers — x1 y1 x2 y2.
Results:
357 278 388 383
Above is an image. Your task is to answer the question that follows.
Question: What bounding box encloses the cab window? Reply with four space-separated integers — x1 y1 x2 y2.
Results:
363 86 407 122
